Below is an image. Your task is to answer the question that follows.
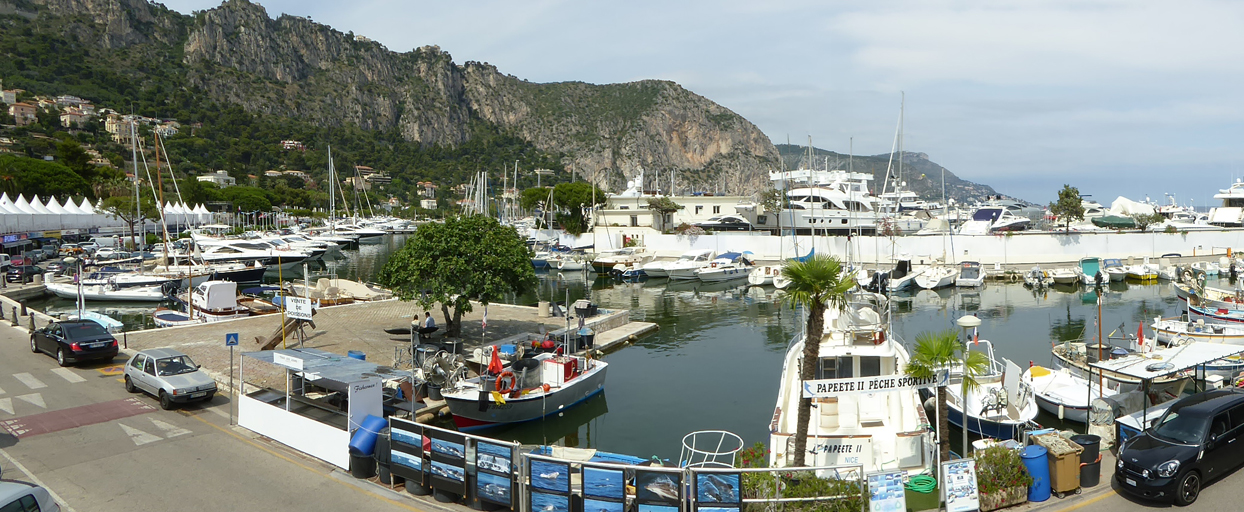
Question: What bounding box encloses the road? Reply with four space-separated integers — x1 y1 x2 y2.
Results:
0 322 430 512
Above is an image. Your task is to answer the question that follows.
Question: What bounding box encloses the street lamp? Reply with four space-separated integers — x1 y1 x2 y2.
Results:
956 314 981 458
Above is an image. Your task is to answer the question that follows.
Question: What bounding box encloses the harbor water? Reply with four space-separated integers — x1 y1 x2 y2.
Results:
23 235 1201 461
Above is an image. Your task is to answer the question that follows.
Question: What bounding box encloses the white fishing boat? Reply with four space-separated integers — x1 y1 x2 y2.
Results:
768 293 935 476
1049 268 1080 285
1051 341 1190 398
442 352 607 431
1153 316 1244 345
556 253 589 271
666 250 718 280
695 253 754 283
1101 258 1127 282
914 265 957 290
1156 258 1178 281
1191 260 1221 276
954 261 985 287
1077 257 1103 286
46 281 167 302
943 341 1039 440
1125 258 1159 281
773 273 791 290
1024 365 1116 423
643 249 714 278
590 247 653 273
748 265 782 286
80 271 176 289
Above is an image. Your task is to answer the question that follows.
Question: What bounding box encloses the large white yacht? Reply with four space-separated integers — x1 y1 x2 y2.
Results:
1209 179 1244 227
642 249 715 278
190 240 311 268
768 293 935 476
770 169 925 235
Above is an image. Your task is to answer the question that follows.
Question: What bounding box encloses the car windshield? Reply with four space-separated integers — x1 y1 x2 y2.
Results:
1151 408 1209 445
156 356 198 376
63 323 109 339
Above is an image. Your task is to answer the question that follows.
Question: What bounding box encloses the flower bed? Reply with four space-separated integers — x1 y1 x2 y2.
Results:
974 446 1032 511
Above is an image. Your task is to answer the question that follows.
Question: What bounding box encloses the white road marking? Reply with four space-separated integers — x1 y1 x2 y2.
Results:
0 384 5 395
0 447 78 512
51 368 86 383
149 418 191 438
119 424 162 446
0 397 11 415
13 372 46 389
15 393 44 408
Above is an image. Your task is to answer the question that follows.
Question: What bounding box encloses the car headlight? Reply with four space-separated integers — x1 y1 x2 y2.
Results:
1142 469 1150 479
1117 459 1123 469
1157 460 1180 478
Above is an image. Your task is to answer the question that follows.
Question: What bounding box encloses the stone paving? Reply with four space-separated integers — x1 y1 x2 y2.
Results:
120 299 575 390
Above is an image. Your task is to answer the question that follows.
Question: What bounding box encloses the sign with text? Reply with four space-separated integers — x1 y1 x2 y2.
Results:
941 459 979 512
285 297 313 320
802 370 949 398
808 436 874 468
272 352 303 371
346 378 382 433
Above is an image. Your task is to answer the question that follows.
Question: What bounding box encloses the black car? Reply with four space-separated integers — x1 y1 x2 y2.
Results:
5 265 43 283
30 321 119 366
694 215 753 232
1115 388 1244 505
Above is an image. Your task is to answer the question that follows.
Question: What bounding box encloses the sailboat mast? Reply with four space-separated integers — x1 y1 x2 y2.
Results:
131 120 140 251
328 145 335 235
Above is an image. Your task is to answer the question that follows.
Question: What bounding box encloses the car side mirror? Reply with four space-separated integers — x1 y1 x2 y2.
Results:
196 364 202 369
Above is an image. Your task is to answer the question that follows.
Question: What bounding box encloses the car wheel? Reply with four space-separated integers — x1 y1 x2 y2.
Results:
124 375 136 393
56 348 68 367
1175 471 1201 506
159 390 174 410
30 336 38 353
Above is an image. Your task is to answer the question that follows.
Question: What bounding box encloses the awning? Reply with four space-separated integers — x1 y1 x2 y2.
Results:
244 348 417 393
1089 343 1244 381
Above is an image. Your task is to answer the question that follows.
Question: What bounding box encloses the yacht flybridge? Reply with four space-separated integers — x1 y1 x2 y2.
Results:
768 293 935 476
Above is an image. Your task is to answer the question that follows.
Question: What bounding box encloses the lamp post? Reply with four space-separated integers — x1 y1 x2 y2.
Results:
956 314 982 458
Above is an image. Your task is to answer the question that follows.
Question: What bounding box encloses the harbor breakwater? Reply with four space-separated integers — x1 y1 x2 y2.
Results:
572 227 1244 265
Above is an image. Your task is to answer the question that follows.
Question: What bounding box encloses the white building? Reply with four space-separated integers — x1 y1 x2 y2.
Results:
198 170 236 188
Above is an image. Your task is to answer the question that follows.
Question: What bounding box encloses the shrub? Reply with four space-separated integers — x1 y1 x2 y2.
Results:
973 446 1032 495
735 442 864 512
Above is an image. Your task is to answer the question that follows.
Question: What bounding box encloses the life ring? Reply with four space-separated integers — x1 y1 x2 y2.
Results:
711 262 718 268
495 372 516 394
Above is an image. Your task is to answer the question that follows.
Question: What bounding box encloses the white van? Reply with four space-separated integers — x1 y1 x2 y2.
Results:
0 254 10 270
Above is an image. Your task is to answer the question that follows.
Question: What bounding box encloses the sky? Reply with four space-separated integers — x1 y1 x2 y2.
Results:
159 0 1244 205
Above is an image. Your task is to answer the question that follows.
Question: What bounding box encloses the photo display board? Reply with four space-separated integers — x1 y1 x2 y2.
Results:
388 418 425 484
528 458 571 512
635 470 683 506
941 459 979 512
582 466 625 512
475 440 515 507
693 471 740 512
429 431 467 495
866 471 907 512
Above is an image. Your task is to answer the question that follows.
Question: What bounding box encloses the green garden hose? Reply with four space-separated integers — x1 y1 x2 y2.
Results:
905 474 937 493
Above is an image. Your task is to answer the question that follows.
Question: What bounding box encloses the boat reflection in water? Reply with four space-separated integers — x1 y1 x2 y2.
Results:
474 392 609 448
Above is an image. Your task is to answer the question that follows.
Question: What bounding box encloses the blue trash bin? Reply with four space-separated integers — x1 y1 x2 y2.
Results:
1021 444 1051 502
348 414 388 456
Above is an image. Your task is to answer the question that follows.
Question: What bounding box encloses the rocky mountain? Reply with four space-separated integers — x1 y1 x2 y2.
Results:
776 145 1008 205
24 0 778 193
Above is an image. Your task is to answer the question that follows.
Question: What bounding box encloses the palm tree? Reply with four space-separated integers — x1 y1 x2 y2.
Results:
780 254 856 467
905 329 990 464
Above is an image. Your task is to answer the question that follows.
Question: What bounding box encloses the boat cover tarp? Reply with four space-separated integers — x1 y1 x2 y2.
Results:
1091 215 1136 228
1108 196 1156 216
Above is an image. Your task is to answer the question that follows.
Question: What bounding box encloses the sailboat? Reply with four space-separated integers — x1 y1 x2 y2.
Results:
63 263 123 333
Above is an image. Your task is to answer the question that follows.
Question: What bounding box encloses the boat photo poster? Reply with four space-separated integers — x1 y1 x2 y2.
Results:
582 467 625 500
389 418 422 450
476 441 513 475
476 470 512 506
694 472 741 505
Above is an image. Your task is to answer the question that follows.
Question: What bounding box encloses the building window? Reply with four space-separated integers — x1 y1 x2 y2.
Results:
619 206 629 210
695 205 703 214
713 206 721 214
757 215 768 225
630 215 638 227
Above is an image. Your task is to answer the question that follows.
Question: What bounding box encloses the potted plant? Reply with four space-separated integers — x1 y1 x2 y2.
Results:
974 446 1032 511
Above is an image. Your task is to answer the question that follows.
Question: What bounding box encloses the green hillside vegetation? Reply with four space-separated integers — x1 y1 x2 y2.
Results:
0 4 566 213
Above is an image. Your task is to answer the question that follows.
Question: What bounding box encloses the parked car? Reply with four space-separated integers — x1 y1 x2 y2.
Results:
0 480 60 512
59 244 83 256
78 241 99 253
30 320 119 367
694 214 754 232
1115 388 1244 505
123 348 217 409
44 261 67 274
5 265 43 284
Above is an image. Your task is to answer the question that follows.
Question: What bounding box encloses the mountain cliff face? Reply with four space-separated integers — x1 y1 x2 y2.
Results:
36 0 777 192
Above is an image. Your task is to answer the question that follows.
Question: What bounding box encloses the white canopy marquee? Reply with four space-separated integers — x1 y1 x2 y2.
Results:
0 193 212 235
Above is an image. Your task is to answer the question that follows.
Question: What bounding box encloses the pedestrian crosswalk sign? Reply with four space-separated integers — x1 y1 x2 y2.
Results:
226 333 239 346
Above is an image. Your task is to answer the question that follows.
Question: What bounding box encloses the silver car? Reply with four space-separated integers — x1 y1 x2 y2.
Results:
0 480 59 512
123 348 217 410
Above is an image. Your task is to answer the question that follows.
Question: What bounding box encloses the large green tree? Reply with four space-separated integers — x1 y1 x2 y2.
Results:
646 196 684 231
779 255 856 467
551 182 607 235
1048 184 1084 233
377 215 537 338
0 155 93 198
905 329 989 465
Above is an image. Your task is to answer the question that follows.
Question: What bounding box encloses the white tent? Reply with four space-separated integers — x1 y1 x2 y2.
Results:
1109 196 1156 217
13 195 37 214
28 195 51 215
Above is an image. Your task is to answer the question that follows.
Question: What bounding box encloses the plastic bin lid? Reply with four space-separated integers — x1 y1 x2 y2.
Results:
1021 445 1048 459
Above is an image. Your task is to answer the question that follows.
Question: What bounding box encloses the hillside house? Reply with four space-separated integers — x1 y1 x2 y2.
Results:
8 102 36 126
197 170 236 187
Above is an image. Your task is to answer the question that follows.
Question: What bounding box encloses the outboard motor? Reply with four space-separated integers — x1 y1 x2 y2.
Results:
1232 263 1239 283
1094 270 1104 289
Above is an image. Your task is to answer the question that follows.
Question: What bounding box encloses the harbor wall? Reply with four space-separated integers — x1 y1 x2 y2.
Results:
570 228 1244 265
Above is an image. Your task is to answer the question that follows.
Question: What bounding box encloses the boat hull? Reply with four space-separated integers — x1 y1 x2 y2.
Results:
698 267 750 282
1034 394 1089 424
46 282 167 302
444 364 607 431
